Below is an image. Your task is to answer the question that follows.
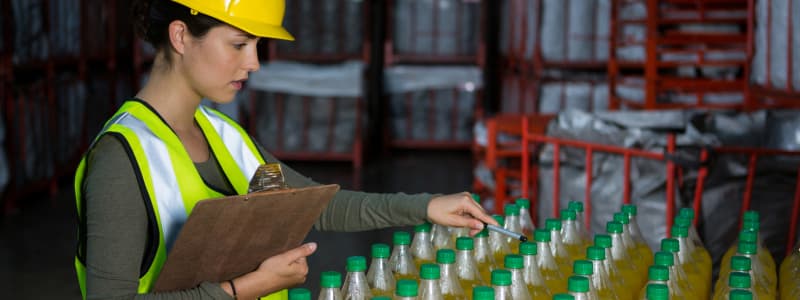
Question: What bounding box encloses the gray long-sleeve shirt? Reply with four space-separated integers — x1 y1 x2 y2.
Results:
82 134 434 299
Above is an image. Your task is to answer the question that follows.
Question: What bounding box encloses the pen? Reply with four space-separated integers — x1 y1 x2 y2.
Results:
485 224 528 242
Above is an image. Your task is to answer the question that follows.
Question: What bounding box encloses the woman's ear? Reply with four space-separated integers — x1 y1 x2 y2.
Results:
167 20 189 55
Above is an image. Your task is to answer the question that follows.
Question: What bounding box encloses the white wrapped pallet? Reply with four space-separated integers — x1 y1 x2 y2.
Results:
539 82 607 114
49 0 80 57
248 61 363 154
54 74 87 164
385 65 482 142
500 0 541 61
541 0 608 62
394 0 480 57
278 0 363 57
12 0 49 63
752 0 800 90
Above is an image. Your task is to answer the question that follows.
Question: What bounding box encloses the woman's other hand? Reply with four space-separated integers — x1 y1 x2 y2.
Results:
223 242 317 299
427 192 498 236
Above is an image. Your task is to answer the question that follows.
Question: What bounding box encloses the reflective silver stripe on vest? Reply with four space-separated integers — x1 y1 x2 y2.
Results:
114 112 187 252
199 106 261 180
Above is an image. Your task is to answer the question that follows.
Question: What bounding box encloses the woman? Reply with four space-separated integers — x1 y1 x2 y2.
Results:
75 0 496 299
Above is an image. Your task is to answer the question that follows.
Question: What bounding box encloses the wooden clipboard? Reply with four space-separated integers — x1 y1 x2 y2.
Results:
153 184 340 292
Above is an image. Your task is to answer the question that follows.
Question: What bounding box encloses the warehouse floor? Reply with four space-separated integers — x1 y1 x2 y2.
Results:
0 150 474 299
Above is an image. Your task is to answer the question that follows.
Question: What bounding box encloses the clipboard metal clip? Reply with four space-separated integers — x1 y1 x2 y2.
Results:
248 163 290 195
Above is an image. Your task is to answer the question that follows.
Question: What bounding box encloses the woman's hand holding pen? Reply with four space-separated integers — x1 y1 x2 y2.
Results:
221 242 317 299
427 192 498 236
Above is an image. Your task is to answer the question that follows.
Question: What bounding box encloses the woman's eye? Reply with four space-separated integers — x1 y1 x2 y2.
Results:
234 43 247 50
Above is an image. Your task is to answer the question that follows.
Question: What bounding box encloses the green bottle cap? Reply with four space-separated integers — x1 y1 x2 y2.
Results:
505 204 520 216
569 201 584 213
737 241 757 255
742 219 759 231
436 249 455 264
595 234 612 248
472 286 495 300
371 297 391 300
519 242 537 255
456 237 474 250
621 204 638 216
516 198 530 209
731 256 752 271
728 272 752 289
647 265 669 281
471 193 481 204
393 231 411 245
613 212 630 225
396 279 418 297
729 290 754 300
561 209 577 221
475 228 489 238
553 294 576 300
739 230 758 243
372 243 390 259
646 283 669 300
660 238 680 253
567 276 590 293
534 229 551 242
320 271 342 288
606 221 623 234
491 269 512 286
289 288 311 300
743 211 759 223
545 218 562 231
573 260 593 276
654 251 675 267
493 215 506 227
505 254 524 269
346 256 367 272
671 225 689 238
674 215 692 227
414 222 432 233
679 208 695 219
420 263 440 280
586 246 606 260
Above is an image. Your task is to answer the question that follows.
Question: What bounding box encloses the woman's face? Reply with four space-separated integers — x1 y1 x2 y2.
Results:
180 24 260 103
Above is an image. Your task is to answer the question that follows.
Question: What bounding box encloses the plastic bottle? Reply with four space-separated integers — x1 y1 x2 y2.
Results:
390 231 419 280
720 227 776 288
471 286 494 300
613 212 648 275
394 279 418 300
419 263 444 300
454 237 483 297
652 250 693 299
620 205 654 267
490 215 512 268
492 269 514 300
412 223 436 269
779 240 799 300
606 221 643 288
319 271 344 300
729 290 754 300
432 223 454 251
644 284 669 300
568 201 590 241
719 240 776 296
516 198 536 236
472 228 495 285
572 260 600 300
715 256 772 300
593 234 632 294
740 211 776 271
637 265 677 300
368 243 396 298
658 240 700 300
437 249 466 300
504 254 532 300
545 218 573 276
342 256 373 300
290 288 312 300
584 247 619 300
519 241 553 299
713 272 756 300
675 210 712 273
534 228 567 294
504 204 523 245
561 209 587 260
567 275 593 300
670 225 709 298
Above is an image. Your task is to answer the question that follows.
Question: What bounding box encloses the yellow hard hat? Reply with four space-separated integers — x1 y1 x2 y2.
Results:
171 0 294 41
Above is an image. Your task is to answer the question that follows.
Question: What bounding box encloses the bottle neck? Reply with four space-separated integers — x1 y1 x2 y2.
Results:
505 215 521 232
440 263 458 281
522 254 545 285
610 234 629 259
493 285 513 300
474 236 493 261
536 241 559 269
412 233 434 259
319 288 343 300
419 278 442 300
590 260 612 289
569 291 593 300
675 237 693 262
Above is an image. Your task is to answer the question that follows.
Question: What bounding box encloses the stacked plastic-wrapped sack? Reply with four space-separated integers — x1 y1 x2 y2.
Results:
12 0 50 64
53 73 87 165
277 0 363 58
48 0 81 58
751 0 800 91
385 65 482 143
499 0 541 63
248 60 364 154
394 0 480 57
540 0 611 62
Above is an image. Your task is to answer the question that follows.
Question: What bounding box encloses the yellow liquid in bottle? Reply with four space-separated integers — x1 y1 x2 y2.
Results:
413 258 433 272
540 268 567 295
613 261 643 292
527 284 552 300
370 288 393 298
395 273 417 281
458 279 480 299
442 294 466 300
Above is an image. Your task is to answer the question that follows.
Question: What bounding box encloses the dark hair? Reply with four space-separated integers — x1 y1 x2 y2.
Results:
131 0 224 61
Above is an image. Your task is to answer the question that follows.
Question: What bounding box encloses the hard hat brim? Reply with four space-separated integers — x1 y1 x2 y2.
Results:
226 17 295 41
